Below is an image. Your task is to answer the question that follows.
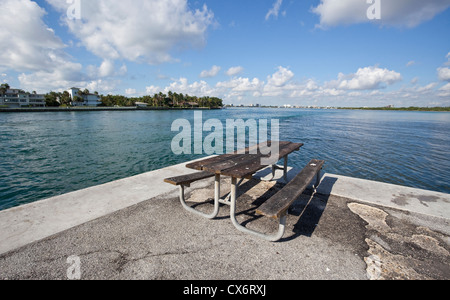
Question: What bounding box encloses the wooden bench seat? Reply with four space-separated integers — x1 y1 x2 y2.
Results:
164 171 215 187
256 159 325 220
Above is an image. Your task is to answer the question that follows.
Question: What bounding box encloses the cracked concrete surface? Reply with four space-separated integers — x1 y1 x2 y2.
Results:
0 177 448 280
348 202 449 280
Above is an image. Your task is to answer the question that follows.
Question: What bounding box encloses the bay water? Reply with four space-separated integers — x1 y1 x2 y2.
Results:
0 108 449 211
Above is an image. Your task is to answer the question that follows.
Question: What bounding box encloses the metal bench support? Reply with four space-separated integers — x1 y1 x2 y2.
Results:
179 174 221 219
229 177 287 242
271 155 289 182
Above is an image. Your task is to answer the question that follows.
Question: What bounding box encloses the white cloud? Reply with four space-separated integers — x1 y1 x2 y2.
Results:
312 0 450 28
0 0 67 71
46 0 215 65
445 52 450 66
406 61 416 67
216 77 263 93
226 66 244 77
267 66 294 87
0 0 126 93
328 66 402 90
416 82 438 93
125 88 137 96
138 65 447 107
87 60 127 78
438 82 450 97
438 67 450 81
436 52 450 81
98 60 115 78
146 85 162 96
200 65 221 78
263 67 295 96
266 0 283 21
163 78 216 97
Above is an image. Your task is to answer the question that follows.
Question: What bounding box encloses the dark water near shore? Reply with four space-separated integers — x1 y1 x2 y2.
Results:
0 108 449 211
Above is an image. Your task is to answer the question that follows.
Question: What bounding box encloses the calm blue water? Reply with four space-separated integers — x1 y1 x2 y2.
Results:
0 108 449 211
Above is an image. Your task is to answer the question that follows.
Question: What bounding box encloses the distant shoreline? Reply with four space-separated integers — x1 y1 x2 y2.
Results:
0 107 222 113
337 107 450 112
1 106 448 113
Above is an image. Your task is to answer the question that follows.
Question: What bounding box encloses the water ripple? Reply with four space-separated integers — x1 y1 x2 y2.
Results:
0 109 449 211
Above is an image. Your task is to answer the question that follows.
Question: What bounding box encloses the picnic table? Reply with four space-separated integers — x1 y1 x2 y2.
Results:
164 141 324 242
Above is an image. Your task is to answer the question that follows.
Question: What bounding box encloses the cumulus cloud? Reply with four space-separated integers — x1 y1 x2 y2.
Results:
125 88 137 96
267 67 294 87
312 0 450 28
138 65 447 107
438 82 450 97
0 0 126 93
226 66 244 77
216 77 263 93
263 67 296 96
46 0 215 65
438 67 450 81
437 52 450 81
146 85 162 96
266 0 283 21
0 0 67 71
148 77 217 98
328 66 402 90
200 65 221 78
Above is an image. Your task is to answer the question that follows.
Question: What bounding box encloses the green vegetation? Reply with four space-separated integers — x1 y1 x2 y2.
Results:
1 82 223 109
43 89 222 108
0 83 10 95
45 91 71 107
100 91 223 109
339 106 450 112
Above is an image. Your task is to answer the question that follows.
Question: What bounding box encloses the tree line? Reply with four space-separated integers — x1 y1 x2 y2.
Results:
1 83 222 108
102 91 223 108
339 106 450 112
45 89 223 108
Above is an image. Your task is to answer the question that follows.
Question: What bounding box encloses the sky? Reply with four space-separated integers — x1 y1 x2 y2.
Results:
1 0 450 107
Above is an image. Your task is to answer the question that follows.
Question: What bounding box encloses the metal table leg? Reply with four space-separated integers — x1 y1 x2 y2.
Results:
229 177 286 242
179 174 221 219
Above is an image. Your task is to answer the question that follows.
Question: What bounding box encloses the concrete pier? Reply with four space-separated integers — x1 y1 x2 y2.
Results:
0 158 449 280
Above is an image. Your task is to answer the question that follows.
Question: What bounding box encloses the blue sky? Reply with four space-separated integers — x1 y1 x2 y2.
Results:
1 0 450 107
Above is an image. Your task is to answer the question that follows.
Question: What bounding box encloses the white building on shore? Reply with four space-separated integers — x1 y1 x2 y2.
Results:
67 87 101 107
0 89 45 108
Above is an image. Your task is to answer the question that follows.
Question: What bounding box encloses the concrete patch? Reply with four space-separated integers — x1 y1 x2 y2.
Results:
347 202 450 280
348 203 390 232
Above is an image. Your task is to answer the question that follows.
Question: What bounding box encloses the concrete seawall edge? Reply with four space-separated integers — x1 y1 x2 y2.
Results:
0 158 449 256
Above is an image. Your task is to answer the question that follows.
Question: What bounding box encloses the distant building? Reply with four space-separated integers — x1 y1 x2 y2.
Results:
135 102 148 108
180 102 199 107
67 87 101 107
0 88 45 108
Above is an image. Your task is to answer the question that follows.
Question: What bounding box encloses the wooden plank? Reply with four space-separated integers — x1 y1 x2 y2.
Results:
185 141 294 172
186 154 235 171
203 154 260 173
164 171 215 186
278 142 304 158
220 156 267 179
256 160 325 219
219 142 304 179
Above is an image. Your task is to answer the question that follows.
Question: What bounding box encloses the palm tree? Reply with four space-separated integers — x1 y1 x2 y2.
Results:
0 83 10 95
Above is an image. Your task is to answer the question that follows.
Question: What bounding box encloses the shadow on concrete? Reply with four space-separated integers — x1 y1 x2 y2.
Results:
281 175 338 242
187 172 338 243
